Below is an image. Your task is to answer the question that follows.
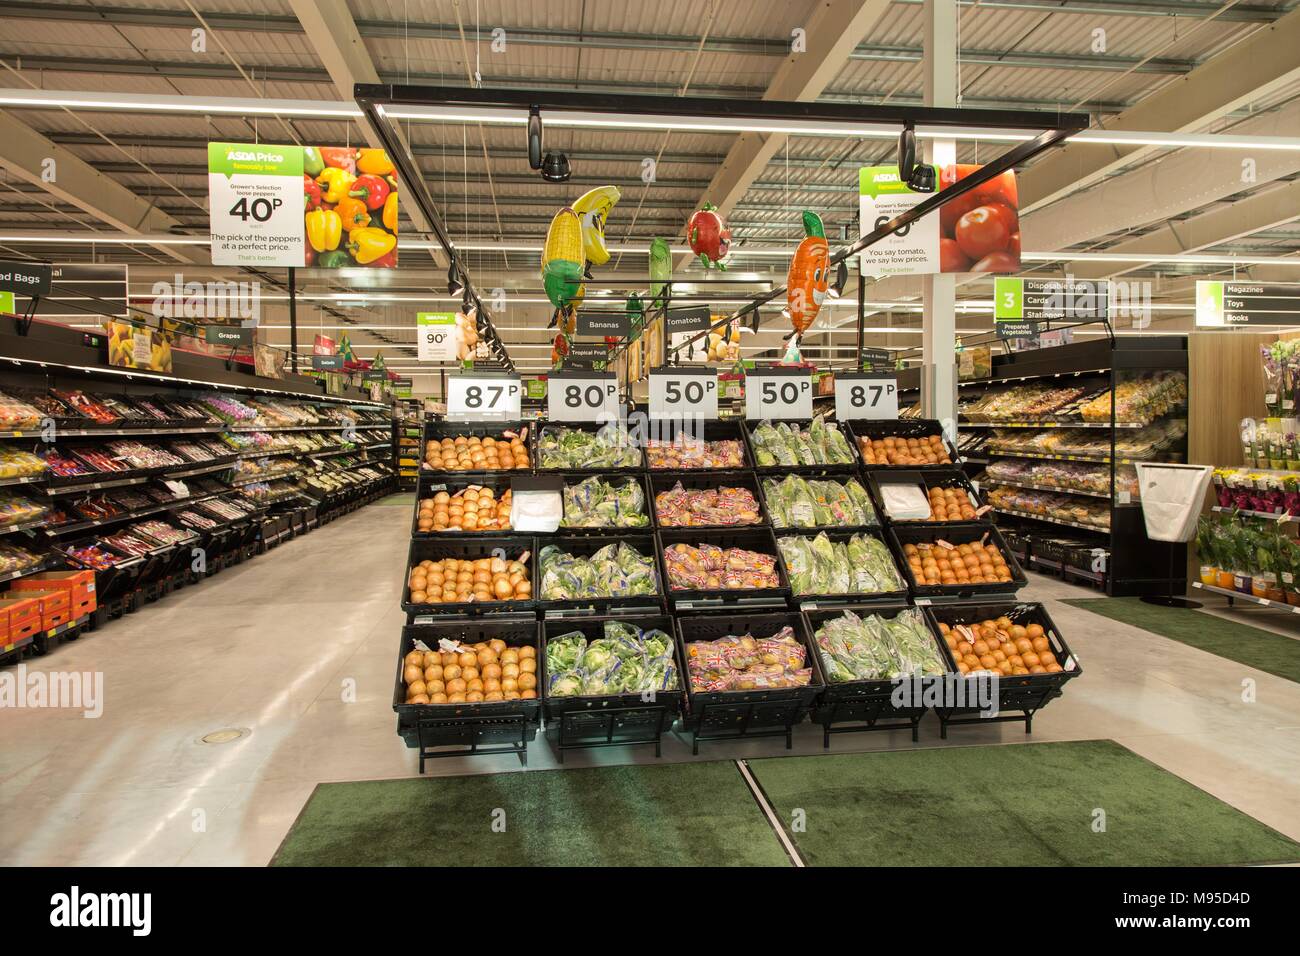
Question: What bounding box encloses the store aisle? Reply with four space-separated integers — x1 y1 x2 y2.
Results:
2 500 1298 866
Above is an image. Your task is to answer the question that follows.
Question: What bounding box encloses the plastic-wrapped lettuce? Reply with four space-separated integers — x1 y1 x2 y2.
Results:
777 532 904 595
763 474 875 528
546 620 679 697
814 609 946 682
539 541 658 600
538 425 641 469
749 415 853 466
561 476 649 528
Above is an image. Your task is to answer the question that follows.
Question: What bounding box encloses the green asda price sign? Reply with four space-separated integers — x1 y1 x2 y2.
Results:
0 291 14 315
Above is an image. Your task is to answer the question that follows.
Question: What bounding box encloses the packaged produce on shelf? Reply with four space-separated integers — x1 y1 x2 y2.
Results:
662 541 780 591
986 419 1186 460
1195 513 1300 600
887 485 979 522
561 476 648 528
424 431 530 471
547 620 678 697
903 539 1013 586
814 609 946 683
50 389 120 425
858 433 951 466
984 458 1138 497
39 449 90 479
176 509 219 531
417 486 512 532
104 440 186 470
685 627 812 691
777 532 904 595
0 492 48 528
0 542 42 574
962 383 1092 422
0 444 48 479
936 615 1059 676
539 542 657 599
986 485 1110 529
408 552 533 604
762 474 876 528
654 482 761 527
1078 371 1187 425
645 434 745 470
0 391 47 430
195 394 259 425
538 425 639 469
132 520 194 546
402 638 537 705
749 416 854 467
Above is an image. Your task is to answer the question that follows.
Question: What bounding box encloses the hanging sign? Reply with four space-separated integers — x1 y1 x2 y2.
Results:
649 366 718 420
312 354 344 371
995 277 1108 322
745 366 813 420
835 372 898 421
0 260 52 296
547 370 620 422
574 310 632 339
207 142 305 268
446 372 522 421
663 306 712 337
1196 281 1300 327
204 325 253 347
564 344 610 370
860 347 892 371
526 378 548 399
996 320 1045 340
417 312 459 361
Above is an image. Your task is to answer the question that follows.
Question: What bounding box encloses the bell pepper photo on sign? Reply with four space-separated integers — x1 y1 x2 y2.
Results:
302 145 399 270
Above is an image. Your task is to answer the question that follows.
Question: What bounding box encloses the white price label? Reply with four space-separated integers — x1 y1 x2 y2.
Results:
417 312 459 362
745 369 812 420
834 373 898 420
446 374 521 421
649 367 718 420
547 372 620 422
207 142 304 268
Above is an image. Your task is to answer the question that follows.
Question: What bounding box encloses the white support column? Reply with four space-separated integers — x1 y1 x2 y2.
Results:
921 0 957 427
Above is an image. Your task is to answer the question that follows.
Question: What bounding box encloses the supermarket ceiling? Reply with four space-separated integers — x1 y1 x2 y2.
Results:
0 0 1298 373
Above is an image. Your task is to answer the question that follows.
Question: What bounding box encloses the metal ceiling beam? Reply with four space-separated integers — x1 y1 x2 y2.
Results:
675 0 894 270
895 0 1285 21
1019 5 1300 212
0 111 202 265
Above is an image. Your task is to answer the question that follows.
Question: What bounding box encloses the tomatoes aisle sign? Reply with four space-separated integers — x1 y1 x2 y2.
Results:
857 164 1020 277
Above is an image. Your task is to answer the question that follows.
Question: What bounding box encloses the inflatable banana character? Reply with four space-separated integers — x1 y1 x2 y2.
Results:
787 210 829 335
542 207 585 309
572 186 620 267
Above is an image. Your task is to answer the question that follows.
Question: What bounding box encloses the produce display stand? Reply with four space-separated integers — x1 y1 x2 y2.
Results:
846 418 961 469
404 534 540 618
886 522 1028 603
537 533 664 616
394 620 541 769
642 418 756 474
540 614 684 760
674 611 823 754
657 527 791 611
758 469 882 536
534 421 645 474
803 604 945 745
744 424 861 477
553 472 654 535
649 471 773 532
864 467 989 526
420 418 535 478
28 612 93 658
776 527 910 607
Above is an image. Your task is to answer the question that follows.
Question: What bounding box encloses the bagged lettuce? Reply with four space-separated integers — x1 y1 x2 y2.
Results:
547 620 678 697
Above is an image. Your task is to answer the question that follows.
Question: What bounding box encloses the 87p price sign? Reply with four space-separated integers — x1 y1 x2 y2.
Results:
649 367 718 420
745 367 813 420
446 373 521 421
547 371 620 422
834 372 898 420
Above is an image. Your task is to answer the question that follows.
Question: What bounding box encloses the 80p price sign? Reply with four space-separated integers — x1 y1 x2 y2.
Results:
547 370 620 422
745 367 813 420
834 372 898 420
446 372 522 421
649 366 718 420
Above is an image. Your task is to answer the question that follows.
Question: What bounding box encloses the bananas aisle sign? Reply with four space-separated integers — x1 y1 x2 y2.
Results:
105 321 173 373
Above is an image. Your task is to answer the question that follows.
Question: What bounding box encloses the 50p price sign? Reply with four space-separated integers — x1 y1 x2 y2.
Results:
547 370 620 422
649 366 718 420
745 367 812 420
446 372 521 421
834 372 898 420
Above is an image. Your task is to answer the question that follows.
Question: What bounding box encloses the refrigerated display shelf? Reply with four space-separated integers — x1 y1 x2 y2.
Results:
1210 505 1299 524
983 478 1113 500
992 506 1109 534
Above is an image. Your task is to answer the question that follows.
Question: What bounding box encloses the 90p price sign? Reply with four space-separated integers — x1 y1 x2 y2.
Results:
649 366 718 420
834 372 898 420
745 367 812 420
446 372 521 421
547 370 620 422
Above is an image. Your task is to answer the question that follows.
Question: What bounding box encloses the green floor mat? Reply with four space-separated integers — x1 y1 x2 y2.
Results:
374 493 416 507
272 762 790 867
1062 597 1300 684
748 740 1300 866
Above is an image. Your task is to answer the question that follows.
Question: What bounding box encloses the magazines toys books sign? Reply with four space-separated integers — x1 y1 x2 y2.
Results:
858 164 1020 277
1196 281 1300 327
209 143 398 270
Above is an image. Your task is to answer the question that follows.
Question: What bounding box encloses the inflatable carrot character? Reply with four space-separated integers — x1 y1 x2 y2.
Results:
786 210 830 334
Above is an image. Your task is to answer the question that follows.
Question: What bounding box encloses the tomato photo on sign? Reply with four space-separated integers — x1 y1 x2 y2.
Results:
954 204 1015 262
939 237 971 272
970 251 1021 273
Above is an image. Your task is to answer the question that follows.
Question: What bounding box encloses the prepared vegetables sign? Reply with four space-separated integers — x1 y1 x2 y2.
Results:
858 164 1020 276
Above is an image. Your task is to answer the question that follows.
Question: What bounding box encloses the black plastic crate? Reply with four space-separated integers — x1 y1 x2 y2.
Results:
757 472 881 534
675 611 822 753
403 535 539 615
555 472 654 534
412 474 518 537
393 618 541 769
657 527 791 608
846 417 960 469
923 601 1082 736
744 420 860 475
420 420 534 478
642 418 753 473
535 534 663 613
774 528 908 605
888 522 1027 600
803 604 949 744
866 468 988 526
540 614 684 760
649 471 770 531
534 421 644 473
56 537 143 602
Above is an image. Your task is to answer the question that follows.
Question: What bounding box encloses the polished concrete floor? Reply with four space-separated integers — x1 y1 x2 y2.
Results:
2 500 1298 866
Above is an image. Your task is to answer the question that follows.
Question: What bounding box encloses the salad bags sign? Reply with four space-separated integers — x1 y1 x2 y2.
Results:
858 164 1020 276
209 143 398 270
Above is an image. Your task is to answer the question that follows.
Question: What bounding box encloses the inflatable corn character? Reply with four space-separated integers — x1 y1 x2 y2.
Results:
787 210 829 334
572 185 620 266
542 207 584 309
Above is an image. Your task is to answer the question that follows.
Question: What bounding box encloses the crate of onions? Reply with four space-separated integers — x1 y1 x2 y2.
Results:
422 422 531 473
403 536 537 613
414 477 513 534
